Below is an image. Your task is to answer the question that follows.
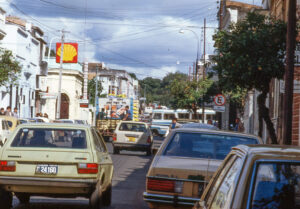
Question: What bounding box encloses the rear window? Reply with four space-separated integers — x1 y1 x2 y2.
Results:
11 128 87 149
119 123 146 132
164 132 258 160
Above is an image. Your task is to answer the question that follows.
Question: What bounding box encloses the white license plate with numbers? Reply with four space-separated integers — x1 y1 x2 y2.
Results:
35 164 58 175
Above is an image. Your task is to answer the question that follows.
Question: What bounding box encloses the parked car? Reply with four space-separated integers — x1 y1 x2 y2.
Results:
0 116 18 131
112 121 153 155
0 123 113 209
0 118 10 146
143 128 262 208
181 123 218 130
193 144 300 209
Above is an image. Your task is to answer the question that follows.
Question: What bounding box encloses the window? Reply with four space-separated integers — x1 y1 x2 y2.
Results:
153 113 162 120
192 114 202 120
164 132 258 160
164 113 175 120
91 129 106 152
6 121 13 128
251 162 300 209
119 123 146 132
178 113 189 119
210 157 242 209
11 128 87 149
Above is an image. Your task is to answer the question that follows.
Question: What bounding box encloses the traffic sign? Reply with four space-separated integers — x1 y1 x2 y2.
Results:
214 94 226 106
213 105 225 112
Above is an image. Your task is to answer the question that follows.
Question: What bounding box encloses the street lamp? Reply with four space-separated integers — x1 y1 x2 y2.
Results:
179 28 200 79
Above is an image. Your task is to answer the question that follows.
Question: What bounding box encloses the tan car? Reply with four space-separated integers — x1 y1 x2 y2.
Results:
143 128 262 209
112 121 153 155
0 123 113 209
194 144 300 209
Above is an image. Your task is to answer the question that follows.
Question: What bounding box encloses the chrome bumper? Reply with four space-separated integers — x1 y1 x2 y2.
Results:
143 192 200 206
0 176 97 188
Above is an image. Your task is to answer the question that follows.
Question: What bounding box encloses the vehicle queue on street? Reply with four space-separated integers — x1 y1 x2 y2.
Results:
0 110 298 209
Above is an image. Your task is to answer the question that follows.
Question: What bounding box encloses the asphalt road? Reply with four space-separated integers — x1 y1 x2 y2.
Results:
12 142 154 209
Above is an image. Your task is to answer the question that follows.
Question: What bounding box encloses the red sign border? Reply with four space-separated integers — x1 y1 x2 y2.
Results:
214 94 226 106
56 43 78 64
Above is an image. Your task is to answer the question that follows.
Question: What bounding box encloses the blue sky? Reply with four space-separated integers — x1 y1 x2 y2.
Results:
1 0 262 79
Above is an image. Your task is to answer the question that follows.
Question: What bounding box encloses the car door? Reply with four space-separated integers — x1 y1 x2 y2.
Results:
91 128 113 189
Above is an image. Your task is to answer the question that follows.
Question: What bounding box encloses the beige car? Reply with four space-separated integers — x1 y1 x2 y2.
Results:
143 128 262 209
112 121 153 155
194 144 300 209
0 123 113 209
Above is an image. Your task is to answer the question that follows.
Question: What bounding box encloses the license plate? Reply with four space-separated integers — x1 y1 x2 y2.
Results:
128 137 136 142
35 164 58 175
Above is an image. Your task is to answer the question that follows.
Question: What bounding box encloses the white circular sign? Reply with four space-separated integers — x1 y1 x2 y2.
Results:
214 94 226 106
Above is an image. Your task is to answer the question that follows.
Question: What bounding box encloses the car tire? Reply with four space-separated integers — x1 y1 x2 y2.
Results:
113 147 120 154
0 189 12 209
89 187 102 209
102 184 112 206
146 147 152 156
16 193 30 204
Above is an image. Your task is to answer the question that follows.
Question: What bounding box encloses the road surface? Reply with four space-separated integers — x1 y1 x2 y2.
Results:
12 142 153 209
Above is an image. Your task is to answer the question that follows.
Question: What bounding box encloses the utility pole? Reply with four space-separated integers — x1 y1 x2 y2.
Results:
93 65 99 126
202 18 206 123
56 29 68 119
283 0 297 145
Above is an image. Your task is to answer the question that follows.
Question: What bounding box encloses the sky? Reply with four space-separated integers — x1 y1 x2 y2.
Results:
1 0 262 79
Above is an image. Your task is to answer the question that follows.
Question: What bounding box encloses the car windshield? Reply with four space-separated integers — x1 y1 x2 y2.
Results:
251 162 300 209
11 128 87 149
119 123 146 132
163 132 258 159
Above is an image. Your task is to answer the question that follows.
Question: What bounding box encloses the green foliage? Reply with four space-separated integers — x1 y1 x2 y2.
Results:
169 78 214 110
88 78 103 105
129 73 137 80
0 48 21 86
44 47 56 57
139 72 188 105
213 12 286 94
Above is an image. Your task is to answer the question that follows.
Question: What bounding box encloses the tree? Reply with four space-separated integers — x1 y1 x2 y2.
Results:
0 48 21 87
169 78 214 118
44 47 56 57
213 12 286 144
88 78 103 105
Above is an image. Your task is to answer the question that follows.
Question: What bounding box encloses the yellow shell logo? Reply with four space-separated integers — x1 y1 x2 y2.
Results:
57 44 77 62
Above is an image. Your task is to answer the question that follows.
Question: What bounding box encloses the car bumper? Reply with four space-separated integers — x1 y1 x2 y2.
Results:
143 192 200 206
113 142 151 151
0 176 97 195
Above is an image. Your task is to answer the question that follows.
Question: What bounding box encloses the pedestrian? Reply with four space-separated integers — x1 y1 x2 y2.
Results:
44 113 48 118
234 118 244 132
12 107 18 118
122 106 132 121
0 108 5 115
207 119 213 125
5 106 12 116
169 118 181 130
97 108 106 120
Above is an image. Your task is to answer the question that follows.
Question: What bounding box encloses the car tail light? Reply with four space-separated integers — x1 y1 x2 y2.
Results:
0 161 16 172
147 136 151 143
147 178 184 193
77 163 98 174
112 133 117 141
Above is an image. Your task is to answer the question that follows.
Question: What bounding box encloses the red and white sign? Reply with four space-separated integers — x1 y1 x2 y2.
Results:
56 43 78 63
214 94 226 106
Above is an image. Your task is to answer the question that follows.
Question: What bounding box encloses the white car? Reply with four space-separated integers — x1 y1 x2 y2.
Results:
112 121 153 155
0 118 10 146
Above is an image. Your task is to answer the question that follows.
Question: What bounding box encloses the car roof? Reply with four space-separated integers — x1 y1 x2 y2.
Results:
233 144 300 157
174 128 261 139
16 122 91 129
119 121 148 125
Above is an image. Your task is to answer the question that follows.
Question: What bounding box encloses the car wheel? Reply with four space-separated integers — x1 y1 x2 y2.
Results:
113 147 120 154
0 189 12 209
146 147 152 156
102 184 112 206
16 193 30 204
89 187 102 209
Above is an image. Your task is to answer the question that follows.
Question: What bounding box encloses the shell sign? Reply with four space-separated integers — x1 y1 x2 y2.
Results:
56 43 78 63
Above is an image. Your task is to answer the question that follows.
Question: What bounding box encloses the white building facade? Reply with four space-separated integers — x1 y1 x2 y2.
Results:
0 15 46 118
